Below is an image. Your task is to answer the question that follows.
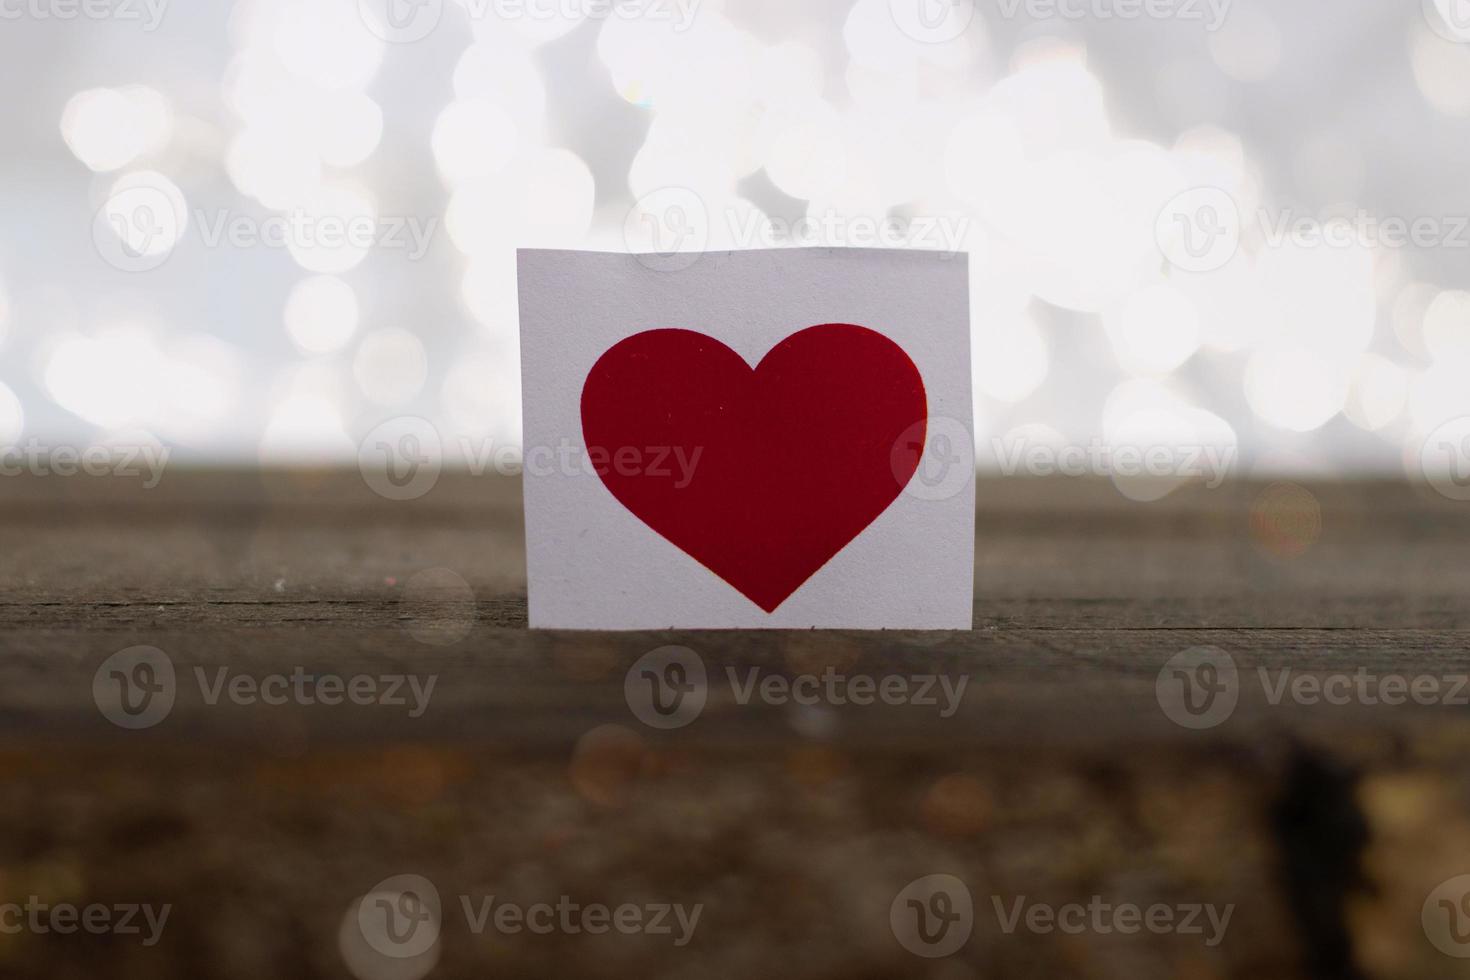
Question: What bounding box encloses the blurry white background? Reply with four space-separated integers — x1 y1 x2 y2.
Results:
4 0 1470 495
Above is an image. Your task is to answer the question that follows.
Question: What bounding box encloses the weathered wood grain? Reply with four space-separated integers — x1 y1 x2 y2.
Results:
3 472 1470 979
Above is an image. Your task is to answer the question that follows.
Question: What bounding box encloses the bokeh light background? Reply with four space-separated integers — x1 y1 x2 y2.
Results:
5 0 1470 497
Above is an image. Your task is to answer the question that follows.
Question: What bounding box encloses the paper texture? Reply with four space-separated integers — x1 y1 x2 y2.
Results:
518 247 975 630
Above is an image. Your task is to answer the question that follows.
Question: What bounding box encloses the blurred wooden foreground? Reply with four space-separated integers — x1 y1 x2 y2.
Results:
1 471 1470 979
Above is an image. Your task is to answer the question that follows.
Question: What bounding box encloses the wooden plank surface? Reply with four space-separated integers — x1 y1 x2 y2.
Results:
4 471 1470 979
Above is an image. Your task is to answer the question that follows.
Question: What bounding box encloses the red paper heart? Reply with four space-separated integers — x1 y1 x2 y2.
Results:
580 324 928 612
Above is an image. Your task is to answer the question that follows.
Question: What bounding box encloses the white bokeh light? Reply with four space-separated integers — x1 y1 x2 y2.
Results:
61 86 172 173
446 149 594 255
271 0 383 91
460 253 519 335
442 352 521 447
454 40 549 139
9 0 1461 482
1104 284 1202 376
1412 21 1470 117
432 98 519 187
1103 380 1237 501
1345 353 1409 433
1422 289 1470 362
43 325 240 441
463 0 587 46
353 328 428 406
286 183 377 274
284 276 359 354
315 91 384 167
598 9 755 114
973 311 1048 404
0 382 23 448
226 125 322 210
843 0 973 74
259 392 354 463
628 114 751 200
760 98 848 201
1208 8 1283 82
99 170 189 261
1245 346 1350 433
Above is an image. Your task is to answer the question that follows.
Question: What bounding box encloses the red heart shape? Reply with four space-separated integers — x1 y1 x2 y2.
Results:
580 324 928 612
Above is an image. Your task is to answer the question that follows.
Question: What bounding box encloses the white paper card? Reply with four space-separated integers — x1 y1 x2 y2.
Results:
518 247 974 630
